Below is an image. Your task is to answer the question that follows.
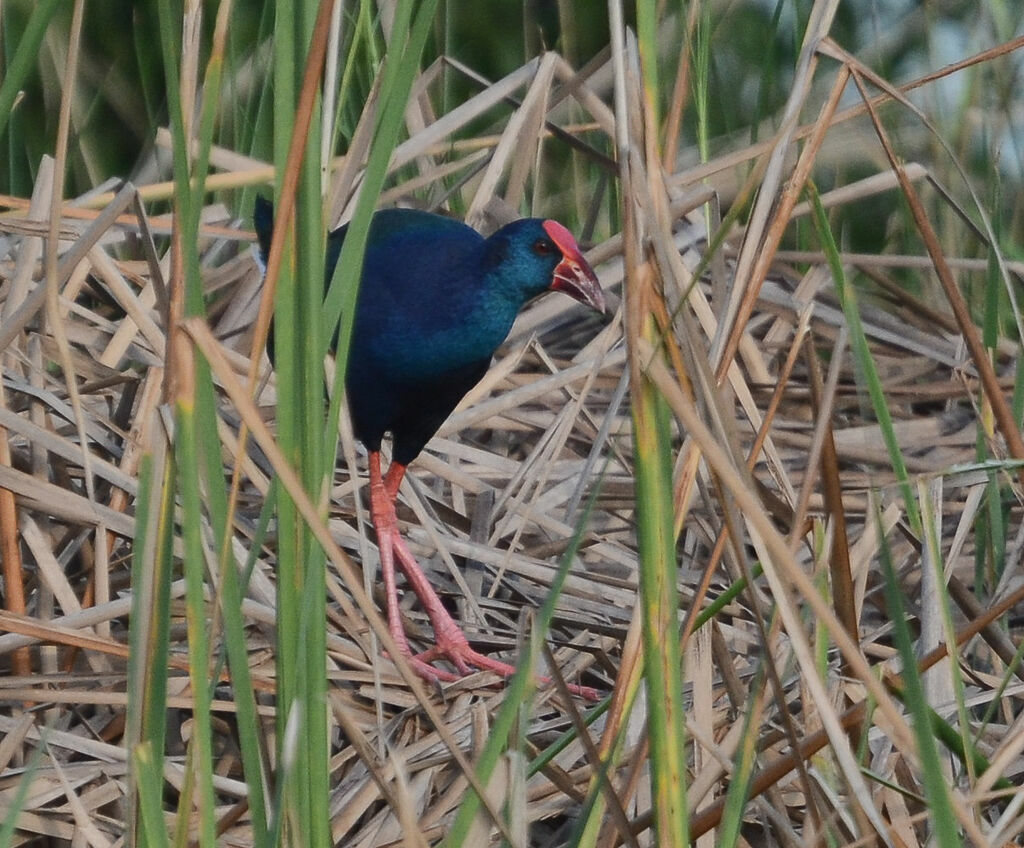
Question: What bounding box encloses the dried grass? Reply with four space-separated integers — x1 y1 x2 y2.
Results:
1 27 1024 848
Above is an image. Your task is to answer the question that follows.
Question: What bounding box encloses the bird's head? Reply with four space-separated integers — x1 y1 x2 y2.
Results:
486 218 605 314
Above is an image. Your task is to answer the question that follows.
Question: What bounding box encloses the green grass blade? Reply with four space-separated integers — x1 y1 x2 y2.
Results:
152 1 239 842
568 669 646 848
692 0 712 162
632 3 688 839
632 365 688 847
527 697 611 777
322 0 441 410
634 0 659 127
877 508 963 847
125 447 175 846
210 529 272 846
293 10 331 844
133 741 172 848
716 668 764 848
266 2 344 844
808 183 921 534
0 0 63 143
174 401 218 846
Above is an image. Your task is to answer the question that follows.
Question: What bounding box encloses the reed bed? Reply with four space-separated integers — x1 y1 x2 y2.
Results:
1 3 1024 847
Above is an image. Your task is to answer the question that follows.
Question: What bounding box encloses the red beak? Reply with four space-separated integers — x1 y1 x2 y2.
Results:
542 220 605 314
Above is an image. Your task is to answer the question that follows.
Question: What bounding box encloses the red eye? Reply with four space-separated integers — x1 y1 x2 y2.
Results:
533 239 555 255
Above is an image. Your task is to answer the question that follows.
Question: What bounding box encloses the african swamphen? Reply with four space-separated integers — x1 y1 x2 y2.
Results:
254 198 604 688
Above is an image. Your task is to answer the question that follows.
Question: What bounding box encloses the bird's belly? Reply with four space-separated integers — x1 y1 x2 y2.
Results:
346 353 488 462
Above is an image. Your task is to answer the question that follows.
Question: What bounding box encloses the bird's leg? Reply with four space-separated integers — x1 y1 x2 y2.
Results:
383 460 404 501
391 519 599 697
368 452 458 681
370 457 519 679
368 452 413 652
372 455 599 699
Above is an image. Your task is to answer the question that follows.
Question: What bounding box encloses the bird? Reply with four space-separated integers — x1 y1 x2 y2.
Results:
254 197 604 691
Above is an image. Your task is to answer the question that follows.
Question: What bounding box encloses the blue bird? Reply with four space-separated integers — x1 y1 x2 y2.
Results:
255 198 604 689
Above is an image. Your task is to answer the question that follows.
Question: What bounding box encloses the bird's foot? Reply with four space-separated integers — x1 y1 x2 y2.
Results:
383 615 600 700
414 629 517 677
411 625 600 701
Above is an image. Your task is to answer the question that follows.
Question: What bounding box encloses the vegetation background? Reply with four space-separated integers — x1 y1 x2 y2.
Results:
0 1 1023 847
6 1 1021 244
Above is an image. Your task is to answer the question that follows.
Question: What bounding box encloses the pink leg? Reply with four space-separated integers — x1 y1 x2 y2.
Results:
368 452 599 699
371 453 517 677
368 452 456 681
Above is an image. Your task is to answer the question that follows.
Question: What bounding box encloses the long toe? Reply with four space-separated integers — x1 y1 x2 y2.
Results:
406 654 461 685
414 636 601 701
416 638 519 680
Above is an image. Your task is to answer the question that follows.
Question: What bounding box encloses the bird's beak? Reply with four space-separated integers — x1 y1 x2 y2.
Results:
543 220 606 314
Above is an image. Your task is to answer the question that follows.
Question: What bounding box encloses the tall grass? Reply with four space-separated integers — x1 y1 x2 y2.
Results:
1 1 1024 847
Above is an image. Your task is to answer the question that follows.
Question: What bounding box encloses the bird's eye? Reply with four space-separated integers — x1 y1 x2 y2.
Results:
533 239 555 255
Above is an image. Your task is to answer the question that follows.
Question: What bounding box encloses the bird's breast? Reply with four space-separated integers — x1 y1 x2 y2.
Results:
368 306 513 384
350 242 522 384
